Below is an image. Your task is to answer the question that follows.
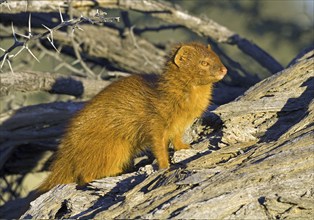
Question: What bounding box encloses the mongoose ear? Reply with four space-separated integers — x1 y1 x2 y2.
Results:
174 45 195 67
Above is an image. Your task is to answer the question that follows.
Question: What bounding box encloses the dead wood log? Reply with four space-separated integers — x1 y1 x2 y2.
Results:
19 51 314 219
0 71 112 97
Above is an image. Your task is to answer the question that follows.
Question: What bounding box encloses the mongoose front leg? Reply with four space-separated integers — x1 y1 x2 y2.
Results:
172 135 190 151
152 131 170 169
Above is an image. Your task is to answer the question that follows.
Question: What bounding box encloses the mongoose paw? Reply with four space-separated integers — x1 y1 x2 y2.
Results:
174 143 190 151
158 161 170 170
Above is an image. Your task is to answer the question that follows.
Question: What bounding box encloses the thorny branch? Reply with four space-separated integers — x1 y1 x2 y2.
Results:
0 7 120 73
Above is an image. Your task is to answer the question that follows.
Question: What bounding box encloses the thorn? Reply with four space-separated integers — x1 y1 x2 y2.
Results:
15 32 29 39
0 47 5 52
42 24 50 31
47 36 59 53
28 13 32 37
11 22 18 42
0 53 8 69
59 5 64 23
7 59 13 73
42 24 54 40
42 24 59 53
13 46 25 58
25 45 40 62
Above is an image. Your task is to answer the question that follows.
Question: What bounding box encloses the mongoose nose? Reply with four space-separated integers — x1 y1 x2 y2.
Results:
221 66 227 75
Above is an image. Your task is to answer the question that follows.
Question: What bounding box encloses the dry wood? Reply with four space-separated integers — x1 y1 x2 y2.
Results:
0 71 111 97
19 51 314 219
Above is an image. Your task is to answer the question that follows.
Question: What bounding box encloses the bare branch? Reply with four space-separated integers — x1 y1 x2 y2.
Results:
129 26 159 70
68 4 96 78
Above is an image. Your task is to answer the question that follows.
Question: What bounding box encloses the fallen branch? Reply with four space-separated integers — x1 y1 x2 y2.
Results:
0 71 113 97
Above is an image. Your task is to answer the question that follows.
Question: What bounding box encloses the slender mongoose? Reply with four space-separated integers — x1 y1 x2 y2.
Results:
39 42 227 192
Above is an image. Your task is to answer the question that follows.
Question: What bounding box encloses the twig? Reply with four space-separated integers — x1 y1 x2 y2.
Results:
68 4 96 78
129 26 159 71
36 42 87 76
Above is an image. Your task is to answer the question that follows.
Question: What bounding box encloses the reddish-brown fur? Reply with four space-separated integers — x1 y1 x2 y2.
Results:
39 42 227 192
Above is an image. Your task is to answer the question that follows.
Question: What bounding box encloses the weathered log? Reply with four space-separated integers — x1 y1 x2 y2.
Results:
0 71 112 97
20 51 314 219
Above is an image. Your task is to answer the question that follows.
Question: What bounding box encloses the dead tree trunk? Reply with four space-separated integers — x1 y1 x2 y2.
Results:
21 50 314 219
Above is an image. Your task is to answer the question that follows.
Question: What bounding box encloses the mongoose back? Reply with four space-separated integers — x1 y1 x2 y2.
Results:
39 42 227 192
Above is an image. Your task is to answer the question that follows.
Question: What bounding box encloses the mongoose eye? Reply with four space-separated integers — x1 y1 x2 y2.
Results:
200 61 209 66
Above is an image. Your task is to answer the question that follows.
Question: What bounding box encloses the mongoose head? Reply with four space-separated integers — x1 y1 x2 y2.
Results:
172 42 227 85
